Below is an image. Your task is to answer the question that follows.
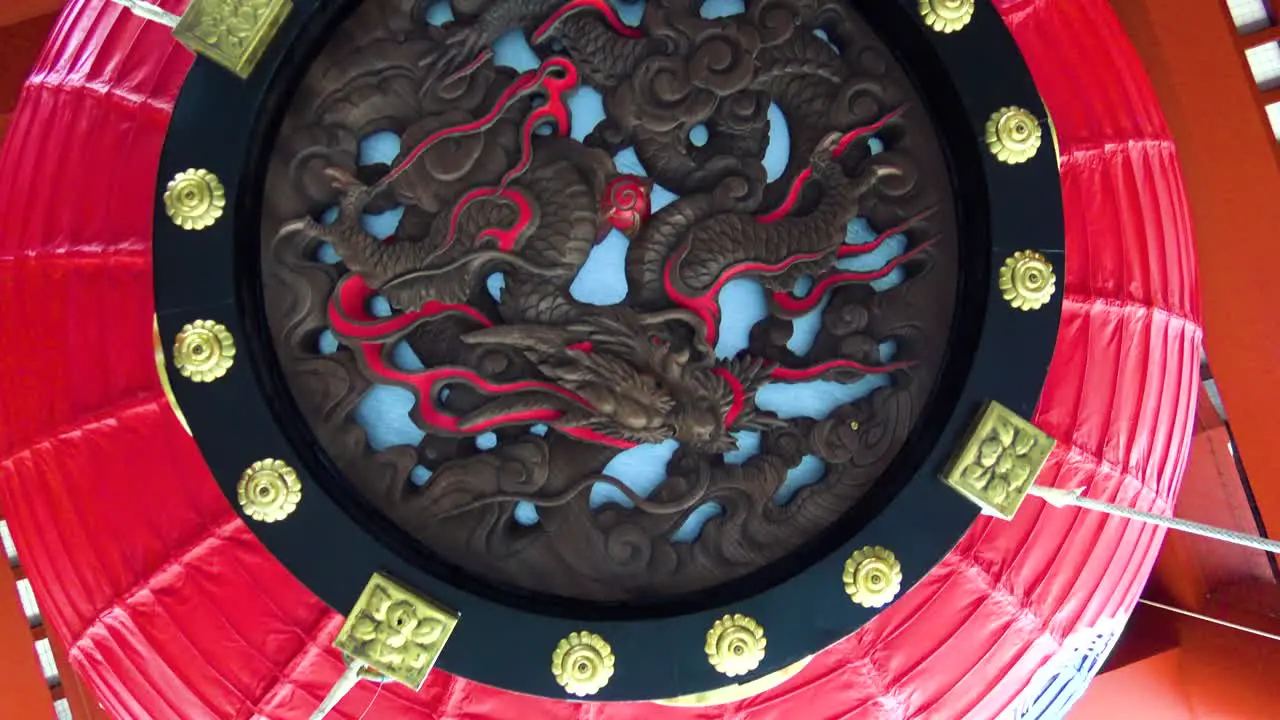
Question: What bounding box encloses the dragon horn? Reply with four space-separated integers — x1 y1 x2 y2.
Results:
456 393 577 432
460 325 574 349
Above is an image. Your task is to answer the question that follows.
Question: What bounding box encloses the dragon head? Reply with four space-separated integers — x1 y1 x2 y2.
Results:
672 394 738 453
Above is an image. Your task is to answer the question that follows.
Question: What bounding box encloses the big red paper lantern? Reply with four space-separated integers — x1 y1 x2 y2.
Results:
0 0 1199 717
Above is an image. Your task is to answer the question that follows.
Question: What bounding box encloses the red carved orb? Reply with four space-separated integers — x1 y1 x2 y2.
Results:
599 174 652 240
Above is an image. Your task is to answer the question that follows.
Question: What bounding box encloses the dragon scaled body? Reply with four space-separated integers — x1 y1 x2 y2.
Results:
280 0 919 451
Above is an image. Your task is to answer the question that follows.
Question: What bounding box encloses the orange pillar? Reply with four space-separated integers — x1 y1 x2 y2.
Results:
1147 387 1274 612
1109 0 1280 535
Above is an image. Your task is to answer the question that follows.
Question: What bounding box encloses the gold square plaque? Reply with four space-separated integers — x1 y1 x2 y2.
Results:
173 0 292 79
940 401 1055 520
332 573 459 690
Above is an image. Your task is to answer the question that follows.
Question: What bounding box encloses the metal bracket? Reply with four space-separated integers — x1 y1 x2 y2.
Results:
332 572 459 691
940 400 1055 520
172 0 292 78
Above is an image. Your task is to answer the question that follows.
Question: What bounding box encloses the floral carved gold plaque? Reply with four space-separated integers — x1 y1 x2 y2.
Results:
173 0 292 78
332 573 458 690
941 401 1054 520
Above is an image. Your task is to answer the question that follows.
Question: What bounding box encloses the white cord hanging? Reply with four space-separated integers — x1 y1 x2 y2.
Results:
1029 484 1280 554
106 0 182 28
310 659 368 720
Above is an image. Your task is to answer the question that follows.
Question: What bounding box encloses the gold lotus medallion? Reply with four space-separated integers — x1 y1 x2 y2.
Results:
164 169 226 230
173 319 236 383
237 458 302 522
919 0 975 33
999 250 1056 311
551 631 615 697
986 106 1043 164
705 613 767 678
843 546 903 608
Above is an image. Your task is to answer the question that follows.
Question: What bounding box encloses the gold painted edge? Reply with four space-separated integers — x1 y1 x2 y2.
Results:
939 401 1055 520
654 656 812 707
332 572 459 691
1044 103 1061 165
173 0 293 79
152 317 192 434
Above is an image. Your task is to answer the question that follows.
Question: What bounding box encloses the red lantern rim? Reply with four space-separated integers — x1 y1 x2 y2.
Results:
0 0 1201 717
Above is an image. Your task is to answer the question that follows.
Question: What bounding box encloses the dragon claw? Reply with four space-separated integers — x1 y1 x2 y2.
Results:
817 131 843 154
443 49 493 85
275 218 324 240
323 166 363 192
422 26 495 86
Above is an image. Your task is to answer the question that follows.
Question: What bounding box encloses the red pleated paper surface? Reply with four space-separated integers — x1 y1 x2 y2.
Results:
0 0 1201 717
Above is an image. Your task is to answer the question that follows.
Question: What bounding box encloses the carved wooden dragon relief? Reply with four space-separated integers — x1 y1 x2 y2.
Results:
260 0 958 600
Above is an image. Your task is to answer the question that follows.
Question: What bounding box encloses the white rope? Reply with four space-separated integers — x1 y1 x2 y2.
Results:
106 0 182 28
1139 598 1280 642
310 659 367 720
1029 485 1280 554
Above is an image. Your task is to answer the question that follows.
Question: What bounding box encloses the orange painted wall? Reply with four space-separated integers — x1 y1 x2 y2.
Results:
1073 599 1280 719
0 6 59 146
0 15 55 103
1108 0 1280 534
1176 624 1280 718
0 0 62 29
1070 649 1194 720
0 563 55 720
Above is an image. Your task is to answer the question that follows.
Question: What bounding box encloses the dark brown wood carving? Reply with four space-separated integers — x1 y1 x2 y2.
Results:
259 0 958 601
